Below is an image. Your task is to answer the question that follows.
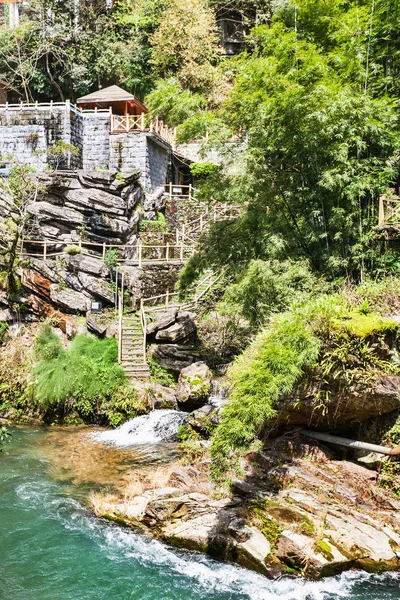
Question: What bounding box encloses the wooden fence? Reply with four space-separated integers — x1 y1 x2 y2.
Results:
19 239 195 266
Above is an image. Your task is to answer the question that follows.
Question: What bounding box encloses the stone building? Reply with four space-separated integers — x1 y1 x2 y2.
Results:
0 85 184 193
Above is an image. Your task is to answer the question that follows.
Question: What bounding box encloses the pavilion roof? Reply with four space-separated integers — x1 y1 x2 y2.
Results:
77 85 147 112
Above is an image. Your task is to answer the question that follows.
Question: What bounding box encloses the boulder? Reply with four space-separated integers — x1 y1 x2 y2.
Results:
176 362 212 410
0 308 13 322
145 497 189 523
276 375 400 428
147 310 178 336
150 345 205 372
49 285 90 313
27 201 84 225
276 531 350 578
86 313 108 336
64 188 126 216
148 383 178 410
78 273 115 304
155 314 196 343
65 254 109 278
187 403 220 434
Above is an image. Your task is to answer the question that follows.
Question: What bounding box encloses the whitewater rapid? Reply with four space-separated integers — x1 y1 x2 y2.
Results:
91 409 187 446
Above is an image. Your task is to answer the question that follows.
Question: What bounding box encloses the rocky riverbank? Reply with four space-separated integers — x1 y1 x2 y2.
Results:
90 433 400 580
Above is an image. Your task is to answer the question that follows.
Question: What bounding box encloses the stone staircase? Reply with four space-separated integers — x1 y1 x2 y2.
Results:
121 314 150 381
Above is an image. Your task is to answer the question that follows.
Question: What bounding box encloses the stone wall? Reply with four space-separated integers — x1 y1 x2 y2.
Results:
109 132 170 193
0 106 171 192
123 264 180 306
145 137 170 192
0 107 67 168
109 132 147 180
0 124 47 170
81 115 110 171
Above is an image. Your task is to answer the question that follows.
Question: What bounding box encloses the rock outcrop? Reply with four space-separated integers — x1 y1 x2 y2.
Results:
176 362 213 410
92 439 400 580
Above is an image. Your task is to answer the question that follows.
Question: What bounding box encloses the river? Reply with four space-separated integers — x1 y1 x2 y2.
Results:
1 426 400 600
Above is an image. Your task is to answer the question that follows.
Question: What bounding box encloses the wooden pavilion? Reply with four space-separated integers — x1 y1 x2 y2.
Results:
77 85 148 133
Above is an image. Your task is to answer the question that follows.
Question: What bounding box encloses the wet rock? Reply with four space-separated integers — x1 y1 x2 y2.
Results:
176 362 213 410
186 403 220 434
276 531 350 578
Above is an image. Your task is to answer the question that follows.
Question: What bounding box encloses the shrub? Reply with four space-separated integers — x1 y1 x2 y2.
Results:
65 245 81 256
223 259 317 328
0 322 9 345
190 161 221 179
211 312 320 482
32 328 130 424
104 248 119 269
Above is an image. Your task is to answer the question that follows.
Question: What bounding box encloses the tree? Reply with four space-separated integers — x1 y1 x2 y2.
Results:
179 22 400 286
150 0 222 90
0 166 40 294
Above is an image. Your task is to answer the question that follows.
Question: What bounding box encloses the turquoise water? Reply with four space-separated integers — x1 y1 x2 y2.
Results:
1 427 400 600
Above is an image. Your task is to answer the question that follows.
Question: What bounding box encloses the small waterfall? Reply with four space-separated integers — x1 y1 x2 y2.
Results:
92 410 187 447
209 380 229 407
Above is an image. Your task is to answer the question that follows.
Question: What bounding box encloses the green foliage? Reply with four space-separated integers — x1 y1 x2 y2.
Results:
65 245 82 256
211 312 321 481
104 248 119 269
180 16 400 283
145 78 206 127
148 356 175 387
223 259 317 327
0 322 9 345
32 328 131 424
0 422 11 451
246 500 282 549
379 459 400 498
190 162 221 179
139 213 168 233
47 141 80 169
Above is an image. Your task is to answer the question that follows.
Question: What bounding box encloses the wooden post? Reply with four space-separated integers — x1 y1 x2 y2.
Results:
169 181 172 199
180 242 184 262
118 295 123 364
140 112 145 129
102 242 106 260
43 241 47 260
166 242 170 263
379 195 385 226
182 224 185 244
165 290 169 307
138 243 142 268
126 114 129 132
189 183 192 200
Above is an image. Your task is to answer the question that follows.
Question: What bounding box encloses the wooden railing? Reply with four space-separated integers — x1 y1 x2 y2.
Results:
0 101 110 116
19 239 195 265
379 194 400 227
110 113 176 147
111 114 146 132
141 272 223 313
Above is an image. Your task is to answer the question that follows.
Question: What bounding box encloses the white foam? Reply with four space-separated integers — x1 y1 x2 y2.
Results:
91 409 187 447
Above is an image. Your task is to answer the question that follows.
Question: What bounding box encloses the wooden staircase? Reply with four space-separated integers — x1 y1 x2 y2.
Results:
120 314 150 381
